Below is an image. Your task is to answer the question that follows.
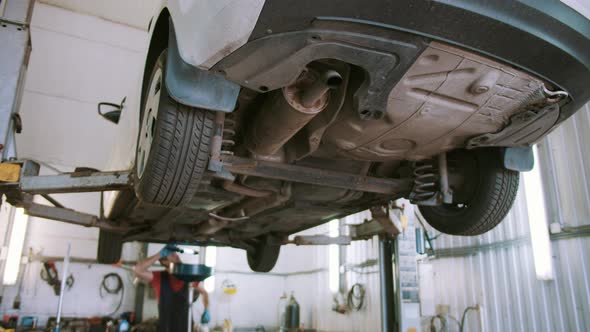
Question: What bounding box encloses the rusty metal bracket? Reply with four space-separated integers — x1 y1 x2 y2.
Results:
369 206 401 237
286 235 352 246
0 160 133 195
20 170 132 194
220 155 412 195
22 202 130 232
285 205 401 246
349 206 401 240
0 159 136 233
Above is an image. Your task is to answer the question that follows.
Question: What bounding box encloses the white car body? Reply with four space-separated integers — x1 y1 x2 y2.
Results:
168 0 266 69
104 0 265 215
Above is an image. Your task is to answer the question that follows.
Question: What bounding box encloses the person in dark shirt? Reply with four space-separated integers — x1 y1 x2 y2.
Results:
133 245 210 332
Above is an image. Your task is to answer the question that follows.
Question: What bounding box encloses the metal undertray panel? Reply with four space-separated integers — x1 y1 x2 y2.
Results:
322 42 548 161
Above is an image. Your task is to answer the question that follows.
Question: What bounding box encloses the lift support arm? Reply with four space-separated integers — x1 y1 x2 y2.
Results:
0 160 135 232
0 160 132 195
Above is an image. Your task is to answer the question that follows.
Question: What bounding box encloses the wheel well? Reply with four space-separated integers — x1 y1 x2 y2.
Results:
141 8 170 111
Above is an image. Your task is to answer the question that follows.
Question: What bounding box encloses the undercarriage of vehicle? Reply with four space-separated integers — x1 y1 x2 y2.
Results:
109 17 570 251
0 16 572 267
179 28 568 246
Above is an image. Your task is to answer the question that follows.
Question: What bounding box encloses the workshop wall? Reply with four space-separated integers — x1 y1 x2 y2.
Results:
283 208 421 332
0 170 142 326
419 104 590 332
17 3 148 170
141 243 288 329
1 3 152 326
141 226 390 332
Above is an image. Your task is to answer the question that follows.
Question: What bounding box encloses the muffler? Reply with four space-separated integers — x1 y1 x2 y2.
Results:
246 68 342 156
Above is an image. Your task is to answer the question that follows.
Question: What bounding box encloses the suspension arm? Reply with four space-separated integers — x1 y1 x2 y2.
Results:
219 155 413 195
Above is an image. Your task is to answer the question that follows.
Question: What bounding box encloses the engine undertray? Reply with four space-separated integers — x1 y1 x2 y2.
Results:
320 42 549 161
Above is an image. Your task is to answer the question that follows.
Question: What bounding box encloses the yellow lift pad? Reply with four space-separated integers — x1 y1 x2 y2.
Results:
0 163 21 182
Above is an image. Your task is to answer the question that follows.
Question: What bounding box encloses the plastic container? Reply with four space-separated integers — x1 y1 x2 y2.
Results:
118 319 129 332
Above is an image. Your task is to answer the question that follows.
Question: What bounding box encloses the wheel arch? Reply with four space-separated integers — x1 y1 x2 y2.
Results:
144 7 240 113
141 8 171 114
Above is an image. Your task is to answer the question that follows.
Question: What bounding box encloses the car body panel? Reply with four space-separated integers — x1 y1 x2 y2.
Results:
167 0 265 69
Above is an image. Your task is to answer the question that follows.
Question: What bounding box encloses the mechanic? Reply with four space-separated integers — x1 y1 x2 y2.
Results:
133 244 210 332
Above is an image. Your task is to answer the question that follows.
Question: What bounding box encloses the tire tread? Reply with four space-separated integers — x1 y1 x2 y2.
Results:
97 230 123 264
419 149 520 236
136 50 214 207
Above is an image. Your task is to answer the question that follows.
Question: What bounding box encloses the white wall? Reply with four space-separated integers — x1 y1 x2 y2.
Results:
17 3 147 170
141 244 288 329
142 216 394 332
38 0 158 30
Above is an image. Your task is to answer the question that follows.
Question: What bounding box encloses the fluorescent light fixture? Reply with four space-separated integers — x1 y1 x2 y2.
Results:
523 145 554 280
3 208 29 285
204 246 217 292
328 219 340 293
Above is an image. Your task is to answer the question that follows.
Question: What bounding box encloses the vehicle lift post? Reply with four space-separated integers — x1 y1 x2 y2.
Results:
379 235 400 332
0 0 34 161
287 205 403 332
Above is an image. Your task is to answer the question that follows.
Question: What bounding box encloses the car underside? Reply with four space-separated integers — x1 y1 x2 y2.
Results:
98 0 590 272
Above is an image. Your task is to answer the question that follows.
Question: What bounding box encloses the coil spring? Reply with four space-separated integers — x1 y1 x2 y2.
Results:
411 161 438 201
221 115 236 155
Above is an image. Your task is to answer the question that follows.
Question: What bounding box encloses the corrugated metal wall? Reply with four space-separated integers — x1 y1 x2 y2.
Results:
421 104 590 332
293 208 423 332
283 212 385 332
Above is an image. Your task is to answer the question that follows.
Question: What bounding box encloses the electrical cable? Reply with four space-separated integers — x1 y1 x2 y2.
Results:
346 283 365 311
429 315 446 332
208 212 249 221
445 314 462 330
428 314 461 332
100 273 124 317
460 306 480 332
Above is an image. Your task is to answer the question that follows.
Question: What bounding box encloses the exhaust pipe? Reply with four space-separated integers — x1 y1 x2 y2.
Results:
300 69 343 107
247 68 342 156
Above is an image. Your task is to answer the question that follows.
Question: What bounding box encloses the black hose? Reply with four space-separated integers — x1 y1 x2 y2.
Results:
460 306 480 332
100 273 124 317
347 283 366 311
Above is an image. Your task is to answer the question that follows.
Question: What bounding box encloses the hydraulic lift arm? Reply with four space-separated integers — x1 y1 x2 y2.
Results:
0 160 135 233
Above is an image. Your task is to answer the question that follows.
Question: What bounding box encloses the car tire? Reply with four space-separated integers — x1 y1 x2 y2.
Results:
97 230 123 264
247 239 281 272
419 149 519 236
135 49 214 206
